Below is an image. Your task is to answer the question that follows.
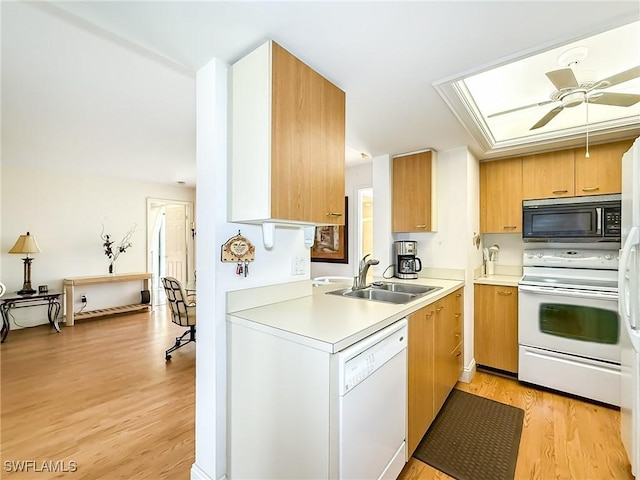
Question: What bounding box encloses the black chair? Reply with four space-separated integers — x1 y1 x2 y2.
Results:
161 277 196 361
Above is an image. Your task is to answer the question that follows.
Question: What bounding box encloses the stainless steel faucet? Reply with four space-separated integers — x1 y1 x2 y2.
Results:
353 254 380 290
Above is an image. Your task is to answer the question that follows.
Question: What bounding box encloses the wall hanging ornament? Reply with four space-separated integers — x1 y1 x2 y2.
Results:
221 231 255 278
101 224 136 274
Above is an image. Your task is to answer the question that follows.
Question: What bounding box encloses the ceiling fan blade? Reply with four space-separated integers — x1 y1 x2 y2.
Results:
546 68 579 90
588 92 640 107
487 100 555 118
594 66 640 89
530 106 564 130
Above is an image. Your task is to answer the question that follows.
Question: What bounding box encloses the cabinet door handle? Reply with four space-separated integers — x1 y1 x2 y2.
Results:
327 212 343 217
455 293 462 298
415 224 427 229
456 351 462 357
582 186 599 192
552 189 568 194
498 290 513 296
503 226 517 230
436 306 443 312
425 311 434 317
454 313 461 318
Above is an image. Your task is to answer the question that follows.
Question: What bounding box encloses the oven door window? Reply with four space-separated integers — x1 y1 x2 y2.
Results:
539 303 619 344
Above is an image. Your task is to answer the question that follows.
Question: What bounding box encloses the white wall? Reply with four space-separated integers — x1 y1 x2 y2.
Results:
310 162 372 280
0 165 194 327
481 233 524 266
394 149 472 270
372 154 394 275
194 57 312 480
463 149 482 375
372 147 481 378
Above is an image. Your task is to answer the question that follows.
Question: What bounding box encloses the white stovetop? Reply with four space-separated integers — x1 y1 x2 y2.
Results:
227 277 464 354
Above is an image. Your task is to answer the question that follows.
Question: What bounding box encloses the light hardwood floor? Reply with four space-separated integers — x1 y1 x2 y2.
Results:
1 307 194 479
2 311 633 480
399 370 633 480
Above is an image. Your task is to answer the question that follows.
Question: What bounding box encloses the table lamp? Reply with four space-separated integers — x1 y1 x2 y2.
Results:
9 232 41 295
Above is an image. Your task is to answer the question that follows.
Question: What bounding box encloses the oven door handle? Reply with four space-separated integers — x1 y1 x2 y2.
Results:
518 284 618 300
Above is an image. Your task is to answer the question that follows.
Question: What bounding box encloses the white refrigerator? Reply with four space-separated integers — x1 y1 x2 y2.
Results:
620 137 640 478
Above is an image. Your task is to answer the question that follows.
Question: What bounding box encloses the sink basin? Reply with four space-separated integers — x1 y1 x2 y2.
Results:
327 287 416 304
327 283 441 305
371 282 441 295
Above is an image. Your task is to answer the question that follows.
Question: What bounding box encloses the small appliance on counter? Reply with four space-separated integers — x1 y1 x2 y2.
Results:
394 241 422 279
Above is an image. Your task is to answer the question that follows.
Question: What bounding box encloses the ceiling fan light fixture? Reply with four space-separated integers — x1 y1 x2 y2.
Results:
561 91 586 108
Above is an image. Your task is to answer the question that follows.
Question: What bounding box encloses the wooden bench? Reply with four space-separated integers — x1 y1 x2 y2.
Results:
63 273 152 325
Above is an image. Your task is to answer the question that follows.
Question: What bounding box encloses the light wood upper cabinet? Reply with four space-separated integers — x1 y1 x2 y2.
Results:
480 157 523 233
407 303 435 456
231 41 345 225
474 284 518 374
392 151 433 233
522 149 575 199
574 139 633 196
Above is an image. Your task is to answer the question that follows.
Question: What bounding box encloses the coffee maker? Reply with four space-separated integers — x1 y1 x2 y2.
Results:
394 241 422 279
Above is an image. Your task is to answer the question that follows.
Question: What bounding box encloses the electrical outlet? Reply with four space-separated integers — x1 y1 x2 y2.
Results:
291 256 306 275
81 295 87 304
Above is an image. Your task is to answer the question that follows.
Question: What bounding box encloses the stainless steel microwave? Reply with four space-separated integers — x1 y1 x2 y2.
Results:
522 194 621 242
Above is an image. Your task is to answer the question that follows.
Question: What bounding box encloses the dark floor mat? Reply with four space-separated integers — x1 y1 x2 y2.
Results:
413 389 524 480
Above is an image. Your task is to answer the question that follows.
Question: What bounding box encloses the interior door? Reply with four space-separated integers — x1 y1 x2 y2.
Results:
164 204 187 284
147 198 193 306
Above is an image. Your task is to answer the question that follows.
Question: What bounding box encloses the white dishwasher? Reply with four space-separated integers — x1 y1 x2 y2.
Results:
337 318 408 480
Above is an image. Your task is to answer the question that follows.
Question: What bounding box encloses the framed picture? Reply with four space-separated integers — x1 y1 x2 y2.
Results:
311 197 349 264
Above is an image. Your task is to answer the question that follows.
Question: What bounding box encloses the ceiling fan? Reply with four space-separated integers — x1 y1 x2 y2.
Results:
488 65 640 130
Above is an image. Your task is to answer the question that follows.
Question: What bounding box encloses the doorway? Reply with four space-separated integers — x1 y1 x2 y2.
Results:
357 187 373 261
147 198 194 305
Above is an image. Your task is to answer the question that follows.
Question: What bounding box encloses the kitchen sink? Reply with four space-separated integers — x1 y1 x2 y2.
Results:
327 283 441 305
371 282 440 295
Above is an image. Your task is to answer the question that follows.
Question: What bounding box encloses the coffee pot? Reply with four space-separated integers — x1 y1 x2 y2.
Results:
394 241 422 279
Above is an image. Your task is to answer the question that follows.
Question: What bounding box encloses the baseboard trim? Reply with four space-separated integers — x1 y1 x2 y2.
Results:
190 462 216 480
460 358 477 383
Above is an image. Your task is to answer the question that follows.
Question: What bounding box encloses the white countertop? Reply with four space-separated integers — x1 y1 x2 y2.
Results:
473 274 521 287
227 277 464 354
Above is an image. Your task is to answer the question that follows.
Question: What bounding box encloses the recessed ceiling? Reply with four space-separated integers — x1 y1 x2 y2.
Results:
434 20 640 158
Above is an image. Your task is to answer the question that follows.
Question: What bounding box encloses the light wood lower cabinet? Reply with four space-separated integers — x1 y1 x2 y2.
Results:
407 302 435 455
474 284 518 373
434 289 464 412
408 288 464 455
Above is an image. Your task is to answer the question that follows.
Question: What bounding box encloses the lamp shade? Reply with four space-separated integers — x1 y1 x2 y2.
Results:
9 232 41 255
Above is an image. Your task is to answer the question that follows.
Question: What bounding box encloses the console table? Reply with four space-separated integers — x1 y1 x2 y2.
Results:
1 292 62 343
63 273 152 326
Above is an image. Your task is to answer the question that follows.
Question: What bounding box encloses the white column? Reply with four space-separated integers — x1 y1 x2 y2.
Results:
193 57 227 480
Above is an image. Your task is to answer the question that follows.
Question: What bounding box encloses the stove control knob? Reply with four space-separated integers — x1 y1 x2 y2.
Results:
604 253 614 261
536 253 544 258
